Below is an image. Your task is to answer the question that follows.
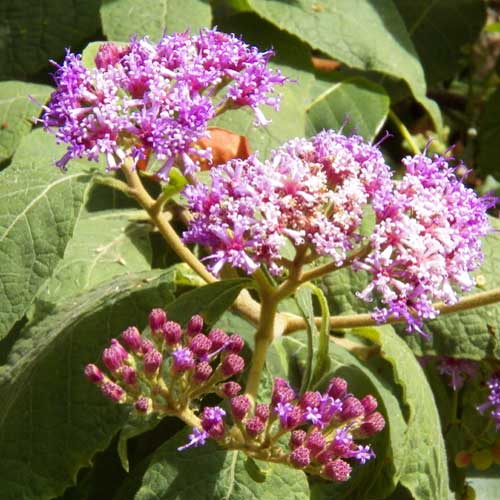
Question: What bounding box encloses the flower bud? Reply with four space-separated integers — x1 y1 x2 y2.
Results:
172 347 195 372
135 396 153 414
141 339 155 354
323 459 351 482
95 43 126 69
245 417 265 437
358 412 385 437
121 366 137 385
201 406 226 438
306 431 326 455
299 391 321 410
226 334 244 353
271 378 295 405
341 397 365 420
221 354 245 376
84 364 104 384
102 339 128 371
121 326 142 352
149 308 167 333
162 321 182 345
187 314 204 336
327 377 348 399
100 381 126 403
189 333 212 357
194 361 213 382
290 430 307 448
255 403 270 422
290 447 311 468
208 329 228 350
360 395 378 414
143 349 163 375
231 395 251 421
219 381 242 398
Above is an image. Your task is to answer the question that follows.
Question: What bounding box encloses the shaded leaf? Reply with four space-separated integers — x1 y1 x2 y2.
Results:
100 0 212 42
0 270 176 500
0 81 52 163
478 86 500 180
0 130 94 339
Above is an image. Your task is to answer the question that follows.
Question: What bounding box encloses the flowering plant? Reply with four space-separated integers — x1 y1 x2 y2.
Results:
1 4 500 500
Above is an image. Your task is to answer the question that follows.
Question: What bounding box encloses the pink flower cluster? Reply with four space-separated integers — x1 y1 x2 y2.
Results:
180 376 385 482
84 309 245 412
183 131 391 275
356 153 494 334
41 29 288 177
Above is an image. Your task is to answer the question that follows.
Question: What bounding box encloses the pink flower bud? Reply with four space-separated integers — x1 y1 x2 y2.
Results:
122 366 137 385
219 381 241 398
231 395 251 421
189 333 212 357
100 381 126 403
272 379 295 405
141 338 155 354
172 347 195 372
162 321 182 345
201 406 226 438
299 391 321 410
290 430 307 448
194 361 213 382
306 430 326 455
221 354 245 376
187 314 204 336
290 447 311 468
358 412 386 437
341 397 365 420
121 326 142 352
245 416 265 437
149 308 167 333
323 459 352 482
208 329 229 350
255 403 270 422
84 364 104 384
135 396 153 414
360 395 378 414
226 334 244 353
327 377 348 399
143 349 163 375
94 43 127 69
102 339 128 371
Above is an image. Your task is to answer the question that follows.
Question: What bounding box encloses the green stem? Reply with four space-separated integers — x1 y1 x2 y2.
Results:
388 109 421 155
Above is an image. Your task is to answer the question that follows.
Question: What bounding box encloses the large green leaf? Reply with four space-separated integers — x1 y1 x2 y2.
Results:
0 0 101 79
0 81 52 163
132 430 310 500
478 86 500 180
245 0 441 129
100 0 212 41
34 209 153 311
306 75 390 142
214 14 315 158
352 326 450 500
0 129 94 339
403 216 500 359
0 270 176 500
395 0 486 84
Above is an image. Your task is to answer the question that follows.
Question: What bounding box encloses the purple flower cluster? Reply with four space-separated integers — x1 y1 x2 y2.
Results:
41 30 288 176
477 373 500 429
84 309 245 411
356 153 494 335
183 131 391 275
179 376 385 482
435 357 478 391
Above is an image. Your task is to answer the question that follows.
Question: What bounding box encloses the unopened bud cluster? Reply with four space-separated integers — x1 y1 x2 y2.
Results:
179 376 385 482
84 308 245 414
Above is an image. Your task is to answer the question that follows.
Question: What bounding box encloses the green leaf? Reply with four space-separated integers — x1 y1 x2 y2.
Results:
165 278 253 326
133 430 310 500
0 0 101 79
0 81 52 163
403 216 500 359
245 0 442 129
33 208 153 314
478 86 500 180
0 270 176 500
395 0 486 84
0 129 94 339
352 326 450 500
307 76 390 141
213 13 315 158
100 0 212 42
